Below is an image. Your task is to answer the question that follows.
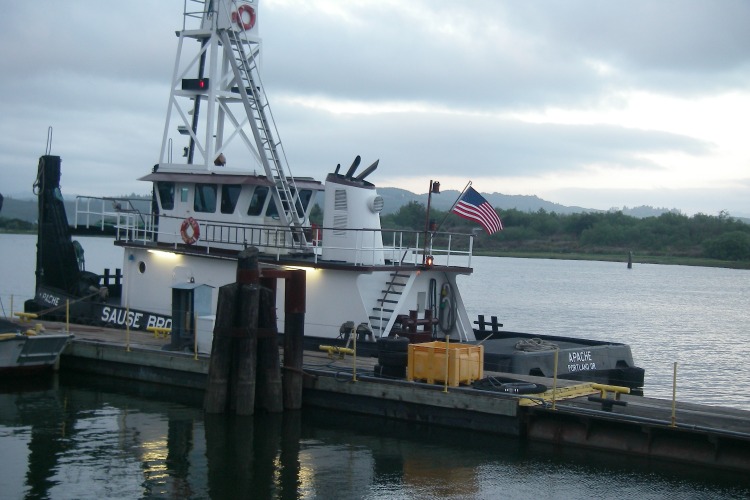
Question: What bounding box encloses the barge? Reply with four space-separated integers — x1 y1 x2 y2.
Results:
21 320 749 473
0 319 71 375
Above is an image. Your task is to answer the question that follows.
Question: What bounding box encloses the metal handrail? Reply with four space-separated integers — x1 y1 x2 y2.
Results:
73 196 474 266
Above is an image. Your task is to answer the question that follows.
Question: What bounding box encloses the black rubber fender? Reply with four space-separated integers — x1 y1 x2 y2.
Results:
377 336 410 353
373 363 407 378
378 351 408 367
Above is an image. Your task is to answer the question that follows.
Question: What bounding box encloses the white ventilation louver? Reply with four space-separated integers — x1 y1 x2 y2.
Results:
368 195 384 213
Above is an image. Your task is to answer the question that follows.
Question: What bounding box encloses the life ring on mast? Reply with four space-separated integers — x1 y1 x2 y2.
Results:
232 4 256 31
180 217 200 245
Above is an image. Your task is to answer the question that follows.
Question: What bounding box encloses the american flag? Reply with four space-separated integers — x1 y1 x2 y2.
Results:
451 187 503 234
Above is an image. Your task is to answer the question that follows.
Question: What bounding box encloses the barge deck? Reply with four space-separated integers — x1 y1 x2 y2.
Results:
28 320 750 472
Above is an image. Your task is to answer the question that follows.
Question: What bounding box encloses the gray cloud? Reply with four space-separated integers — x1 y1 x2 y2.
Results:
275 103 711 178
0 0 747 217
262 0 750 108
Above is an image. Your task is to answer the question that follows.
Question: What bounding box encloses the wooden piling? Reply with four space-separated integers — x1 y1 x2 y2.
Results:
204 283 237 413
255 286 284 413
233 249 260 416
232 282 259 416
204 248 260 415
283 270 306 410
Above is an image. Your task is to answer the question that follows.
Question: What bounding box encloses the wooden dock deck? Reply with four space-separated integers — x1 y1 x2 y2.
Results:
23 320 750 472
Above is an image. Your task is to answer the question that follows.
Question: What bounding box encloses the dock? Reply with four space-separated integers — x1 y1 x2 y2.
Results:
33 321 750 472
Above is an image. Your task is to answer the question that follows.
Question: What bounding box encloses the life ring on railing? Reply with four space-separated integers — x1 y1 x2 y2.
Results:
232 4 256 31
180 217 200 245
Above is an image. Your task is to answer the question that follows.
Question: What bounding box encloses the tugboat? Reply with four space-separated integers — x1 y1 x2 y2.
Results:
25 0 644 390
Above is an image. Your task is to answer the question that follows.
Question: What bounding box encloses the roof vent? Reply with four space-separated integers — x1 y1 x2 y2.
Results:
368 195 384 213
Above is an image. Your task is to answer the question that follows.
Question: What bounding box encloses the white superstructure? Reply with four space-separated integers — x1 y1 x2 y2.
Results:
72 0 477 351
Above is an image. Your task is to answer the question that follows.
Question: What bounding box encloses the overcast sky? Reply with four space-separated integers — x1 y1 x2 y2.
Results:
2 0 749 217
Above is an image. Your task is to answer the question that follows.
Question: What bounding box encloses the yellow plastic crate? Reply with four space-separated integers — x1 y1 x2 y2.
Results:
407 341 484 387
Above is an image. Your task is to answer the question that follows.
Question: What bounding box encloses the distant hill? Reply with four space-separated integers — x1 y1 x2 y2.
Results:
3 189 743 224
0 195 147 224
376 187 675 218
1 196 49 223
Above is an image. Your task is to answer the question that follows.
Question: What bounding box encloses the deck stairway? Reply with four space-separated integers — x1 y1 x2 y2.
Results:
369 271 416 337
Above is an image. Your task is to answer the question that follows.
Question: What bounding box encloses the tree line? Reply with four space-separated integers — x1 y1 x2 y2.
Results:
374 202 750 262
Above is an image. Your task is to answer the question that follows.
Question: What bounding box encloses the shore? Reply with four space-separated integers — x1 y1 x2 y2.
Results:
475 250 750 270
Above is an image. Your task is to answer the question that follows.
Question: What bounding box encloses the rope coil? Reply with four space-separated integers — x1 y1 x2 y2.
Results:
514 337 559 352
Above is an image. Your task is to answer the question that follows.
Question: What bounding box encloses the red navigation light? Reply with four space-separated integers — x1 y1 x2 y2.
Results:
182 78 210 91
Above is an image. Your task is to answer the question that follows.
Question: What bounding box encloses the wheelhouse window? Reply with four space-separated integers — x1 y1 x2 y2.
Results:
156 181 175 210
220 184 241 214
296 189 313 217
247 186 269 216
266 196 279 217
194 184 217 213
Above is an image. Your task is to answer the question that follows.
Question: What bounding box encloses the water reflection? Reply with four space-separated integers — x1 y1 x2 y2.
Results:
1 373 749 499
204 412 305 498
0 377 65 499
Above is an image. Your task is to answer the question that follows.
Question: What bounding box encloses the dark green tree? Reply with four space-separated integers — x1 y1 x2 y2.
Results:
703 231 750 261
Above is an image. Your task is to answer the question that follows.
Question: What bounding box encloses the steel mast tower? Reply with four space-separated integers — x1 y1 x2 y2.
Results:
158 0 306 235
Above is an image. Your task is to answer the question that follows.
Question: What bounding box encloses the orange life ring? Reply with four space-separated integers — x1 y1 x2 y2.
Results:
180 217 200 245
232 4 256 31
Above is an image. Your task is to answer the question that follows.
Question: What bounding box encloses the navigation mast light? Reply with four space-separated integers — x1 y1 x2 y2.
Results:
181 78 210 91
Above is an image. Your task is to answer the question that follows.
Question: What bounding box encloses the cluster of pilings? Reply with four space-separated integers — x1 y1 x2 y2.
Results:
204 248 306 415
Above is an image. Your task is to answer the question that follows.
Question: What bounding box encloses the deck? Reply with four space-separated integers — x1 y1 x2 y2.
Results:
22 320 750 472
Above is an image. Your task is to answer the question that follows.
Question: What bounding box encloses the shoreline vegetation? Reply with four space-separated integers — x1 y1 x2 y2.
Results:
377 203 750 270
3 202 750 270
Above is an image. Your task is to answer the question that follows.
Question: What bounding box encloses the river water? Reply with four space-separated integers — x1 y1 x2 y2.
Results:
1 234 749 498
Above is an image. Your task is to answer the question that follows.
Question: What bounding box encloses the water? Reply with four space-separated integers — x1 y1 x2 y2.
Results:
460 256 750 409
1 375 749 499
1 234 749 498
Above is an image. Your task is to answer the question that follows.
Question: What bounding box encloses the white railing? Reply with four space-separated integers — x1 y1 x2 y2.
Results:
74 196 155 239
73 197 474 268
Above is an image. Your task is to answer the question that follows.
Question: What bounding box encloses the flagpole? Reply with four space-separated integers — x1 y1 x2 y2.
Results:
434 181 472 234
422 180 439 264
